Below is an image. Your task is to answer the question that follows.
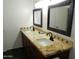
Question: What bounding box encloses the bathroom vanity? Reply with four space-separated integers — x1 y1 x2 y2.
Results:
20 27 73 59
21 1 74 59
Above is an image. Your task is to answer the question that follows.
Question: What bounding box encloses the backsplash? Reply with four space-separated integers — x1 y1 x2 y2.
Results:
20 26 73 47
34 26 73 45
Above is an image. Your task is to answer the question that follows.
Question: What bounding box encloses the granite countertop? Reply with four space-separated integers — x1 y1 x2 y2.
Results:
20 28 73 57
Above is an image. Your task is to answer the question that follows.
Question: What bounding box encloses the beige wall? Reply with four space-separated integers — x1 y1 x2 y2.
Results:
69 14 75 59
3 0 33 51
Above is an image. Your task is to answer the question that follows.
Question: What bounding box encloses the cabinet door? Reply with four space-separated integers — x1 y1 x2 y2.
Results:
30 42 46 59
21 33 30 57
21 33 27 47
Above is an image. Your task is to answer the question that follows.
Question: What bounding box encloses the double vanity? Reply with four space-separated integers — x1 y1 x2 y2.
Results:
20 26 73 59
21 1 74 59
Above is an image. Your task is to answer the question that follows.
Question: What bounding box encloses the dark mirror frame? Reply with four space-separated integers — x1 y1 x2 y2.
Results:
33 8 42 27
47 2 74 36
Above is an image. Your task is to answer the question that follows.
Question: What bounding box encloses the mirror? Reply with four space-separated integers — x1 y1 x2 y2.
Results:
47 3 74 36
33 8 42 27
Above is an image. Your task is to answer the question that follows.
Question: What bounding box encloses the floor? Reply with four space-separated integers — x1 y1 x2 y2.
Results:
3 47 27 59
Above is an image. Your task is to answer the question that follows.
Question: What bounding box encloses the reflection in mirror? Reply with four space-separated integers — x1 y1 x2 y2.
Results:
33 9 42 27
49 5 70 31
47 3 74 36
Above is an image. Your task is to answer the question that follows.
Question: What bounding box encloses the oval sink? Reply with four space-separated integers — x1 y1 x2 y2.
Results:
36 38 53 46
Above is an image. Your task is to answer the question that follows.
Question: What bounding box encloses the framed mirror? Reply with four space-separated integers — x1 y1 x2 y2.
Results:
33 8 42 27
47 2 74 36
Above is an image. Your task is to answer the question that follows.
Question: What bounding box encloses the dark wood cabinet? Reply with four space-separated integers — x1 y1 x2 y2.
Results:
21 32 45 59
21 32 70 59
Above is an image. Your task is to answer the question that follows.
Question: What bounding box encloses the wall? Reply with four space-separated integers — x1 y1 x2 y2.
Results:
34 0 69 30
69 14 75 59
3 0 33 51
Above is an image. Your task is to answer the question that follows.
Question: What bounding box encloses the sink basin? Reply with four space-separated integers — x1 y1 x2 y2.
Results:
25 31 38 35
36 38 53 46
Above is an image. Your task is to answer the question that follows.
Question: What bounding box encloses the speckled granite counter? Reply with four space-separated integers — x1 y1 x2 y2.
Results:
20 27 73 57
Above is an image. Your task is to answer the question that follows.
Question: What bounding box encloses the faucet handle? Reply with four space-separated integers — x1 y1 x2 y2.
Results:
46 32 52 37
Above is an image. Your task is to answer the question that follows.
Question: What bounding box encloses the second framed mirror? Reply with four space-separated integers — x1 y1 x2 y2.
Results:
33 8 42 27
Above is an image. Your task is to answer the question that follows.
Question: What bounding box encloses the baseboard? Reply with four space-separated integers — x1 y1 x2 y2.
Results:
3 47 24 53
